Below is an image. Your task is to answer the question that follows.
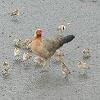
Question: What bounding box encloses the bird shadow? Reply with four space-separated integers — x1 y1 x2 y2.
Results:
78 73 89 80
11 18 20 23
32 72 72 89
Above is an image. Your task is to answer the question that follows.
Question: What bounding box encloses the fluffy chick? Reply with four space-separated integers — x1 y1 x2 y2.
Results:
59 62 71 78
1 62 10 76
22 39 32 49
23 51 32 61
77 60 90 74
57 24 66 32
33 56 44 66
14 38 23 48
82 48 91 59
14 47 20 61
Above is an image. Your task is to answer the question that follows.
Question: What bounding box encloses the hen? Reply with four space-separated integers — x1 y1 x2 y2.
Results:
30 29 75 70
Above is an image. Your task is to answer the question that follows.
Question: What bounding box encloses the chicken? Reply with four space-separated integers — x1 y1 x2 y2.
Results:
14 38 31 49
33 56 44 66
0 62 10 76
14 38 23 48
77 60 90 75
14 47 20 61
82 48 91 59
30 29 75 70
59 62 71 78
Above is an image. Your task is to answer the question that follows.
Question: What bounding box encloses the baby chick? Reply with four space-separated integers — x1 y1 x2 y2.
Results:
14 47 20 61
22 39 32 49
82 48 91 59
23 51 32 61
59 62 71 78
11 9 20 16
33 56 44 66
77 60 90 74
57 24 66 32
1 62 10 76
14 38 23 48
54 49 64 63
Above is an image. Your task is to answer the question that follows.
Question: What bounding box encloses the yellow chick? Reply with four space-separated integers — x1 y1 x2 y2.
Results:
23 51 32 61
14 47 20 61
82 48 91 59
57 24 66 32
14 47 20 56
33 56 44 66
77 60 90 74
14 38 23 48
59 62 71 78
11 9 20 16
22 39 32 49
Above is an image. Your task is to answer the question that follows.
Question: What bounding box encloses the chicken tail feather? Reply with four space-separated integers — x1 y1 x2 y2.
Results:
63 35 75 44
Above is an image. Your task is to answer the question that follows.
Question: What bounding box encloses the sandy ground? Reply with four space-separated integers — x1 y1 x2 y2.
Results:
0 0 100 100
